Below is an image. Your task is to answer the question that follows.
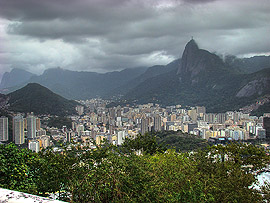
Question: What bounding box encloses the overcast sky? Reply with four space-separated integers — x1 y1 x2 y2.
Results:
0 0 270 80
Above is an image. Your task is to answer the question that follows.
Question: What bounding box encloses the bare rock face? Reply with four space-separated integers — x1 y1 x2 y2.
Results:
236 78 270 97
177 39 226 83
178 39 199 75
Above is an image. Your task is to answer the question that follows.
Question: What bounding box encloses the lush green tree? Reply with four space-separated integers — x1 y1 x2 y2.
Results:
145 150 214 202
1 141 269 202
0 143 38 193
121 133 167 155
69 149 154 202
192 143 270 202
154 130 209 152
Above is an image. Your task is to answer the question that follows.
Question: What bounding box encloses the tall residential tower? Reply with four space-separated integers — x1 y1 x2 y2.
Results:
0 117 8 142
13 115 25 144
27 115 36 139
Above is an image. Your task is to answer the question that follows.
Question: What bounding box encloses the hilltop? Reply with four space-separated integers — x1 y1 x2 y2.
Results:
7 83 78 116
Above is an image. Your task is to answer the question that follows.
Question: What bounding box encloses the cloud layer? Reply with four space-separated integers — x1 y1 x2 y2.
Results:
0 0 270 78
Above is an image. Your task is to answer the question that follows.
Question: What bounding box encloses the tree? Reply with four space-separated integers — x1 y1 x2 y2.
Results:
1 141 269 202
0 143 38 194
121 133 167 155
192 143 270 202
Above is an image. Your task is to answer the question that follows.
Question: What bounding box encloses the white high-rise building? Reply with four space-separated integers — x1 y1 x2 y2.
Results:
76 106 84 115
77 124 84 136
13 115 25 145
27 115 36 139
0 117 8 141
28 140 40 152
117 131 127 145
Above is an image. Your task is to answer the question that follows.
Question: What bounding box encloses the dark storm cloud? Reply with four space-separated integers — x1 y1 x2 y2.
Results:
0 0 152 21
183 0 217 3
0 0 269 78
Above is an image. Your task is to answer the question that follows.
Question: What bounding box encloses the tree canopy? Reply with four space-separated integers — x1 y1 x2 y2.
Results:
0 135 269 202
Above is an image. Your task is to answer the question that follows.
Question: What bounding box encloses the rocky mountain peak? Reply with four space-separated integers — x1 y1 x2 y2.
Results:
177 39 227 84
184 39 199 53
177 39 200 78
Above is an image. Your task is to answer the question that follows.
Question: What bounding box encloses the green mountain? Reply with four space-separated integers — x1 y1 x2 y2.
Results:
7 83 78 116
123 39 270 113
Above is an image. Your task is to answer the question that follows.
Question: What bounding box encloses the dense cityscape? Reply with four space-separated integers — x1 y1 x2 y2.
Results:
1 98 270 153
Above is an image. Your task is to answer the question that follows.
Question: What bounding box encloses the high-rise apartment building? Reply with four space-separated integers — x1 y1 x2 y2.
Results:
27 115 36 139
0 117 8 141
188 109 198 122
154 115 162 132
66 131 72 143
141 118 149 135
76 105 84 115
13 115 25 144
263 117 270 139
196 106 206 114
117 130 127 145
36 118 41 130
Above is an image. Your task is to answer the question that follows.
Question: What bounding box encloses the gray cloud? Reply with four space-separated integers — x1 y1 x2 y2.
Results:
0 0 270 79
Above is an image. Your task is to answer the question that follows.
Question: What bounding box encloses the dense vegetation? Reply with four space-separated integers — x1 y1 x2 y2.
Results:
1 134 270 202
7 83 78 116
252 102 270 116
127 131 209 152
155 130 208 151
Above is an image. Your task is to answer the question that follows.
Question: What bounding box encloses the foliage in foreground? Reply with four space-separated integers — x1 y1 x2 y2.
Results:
0 137 270 202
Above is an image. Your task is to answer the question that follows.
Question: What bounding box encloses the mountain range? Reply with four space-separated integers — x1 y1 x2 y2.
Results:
1 39 270 114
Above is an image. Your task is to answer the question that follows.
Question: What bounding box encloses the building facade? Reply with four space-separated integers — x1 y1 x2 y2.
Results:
13 115 25 145
27 115 37 139
0 117 8 142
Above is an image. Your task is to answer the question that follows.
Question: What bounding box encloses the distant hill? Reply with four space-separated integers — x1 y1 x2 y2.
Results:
7 83 78 116
0 68 36 89
225 55 270 74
